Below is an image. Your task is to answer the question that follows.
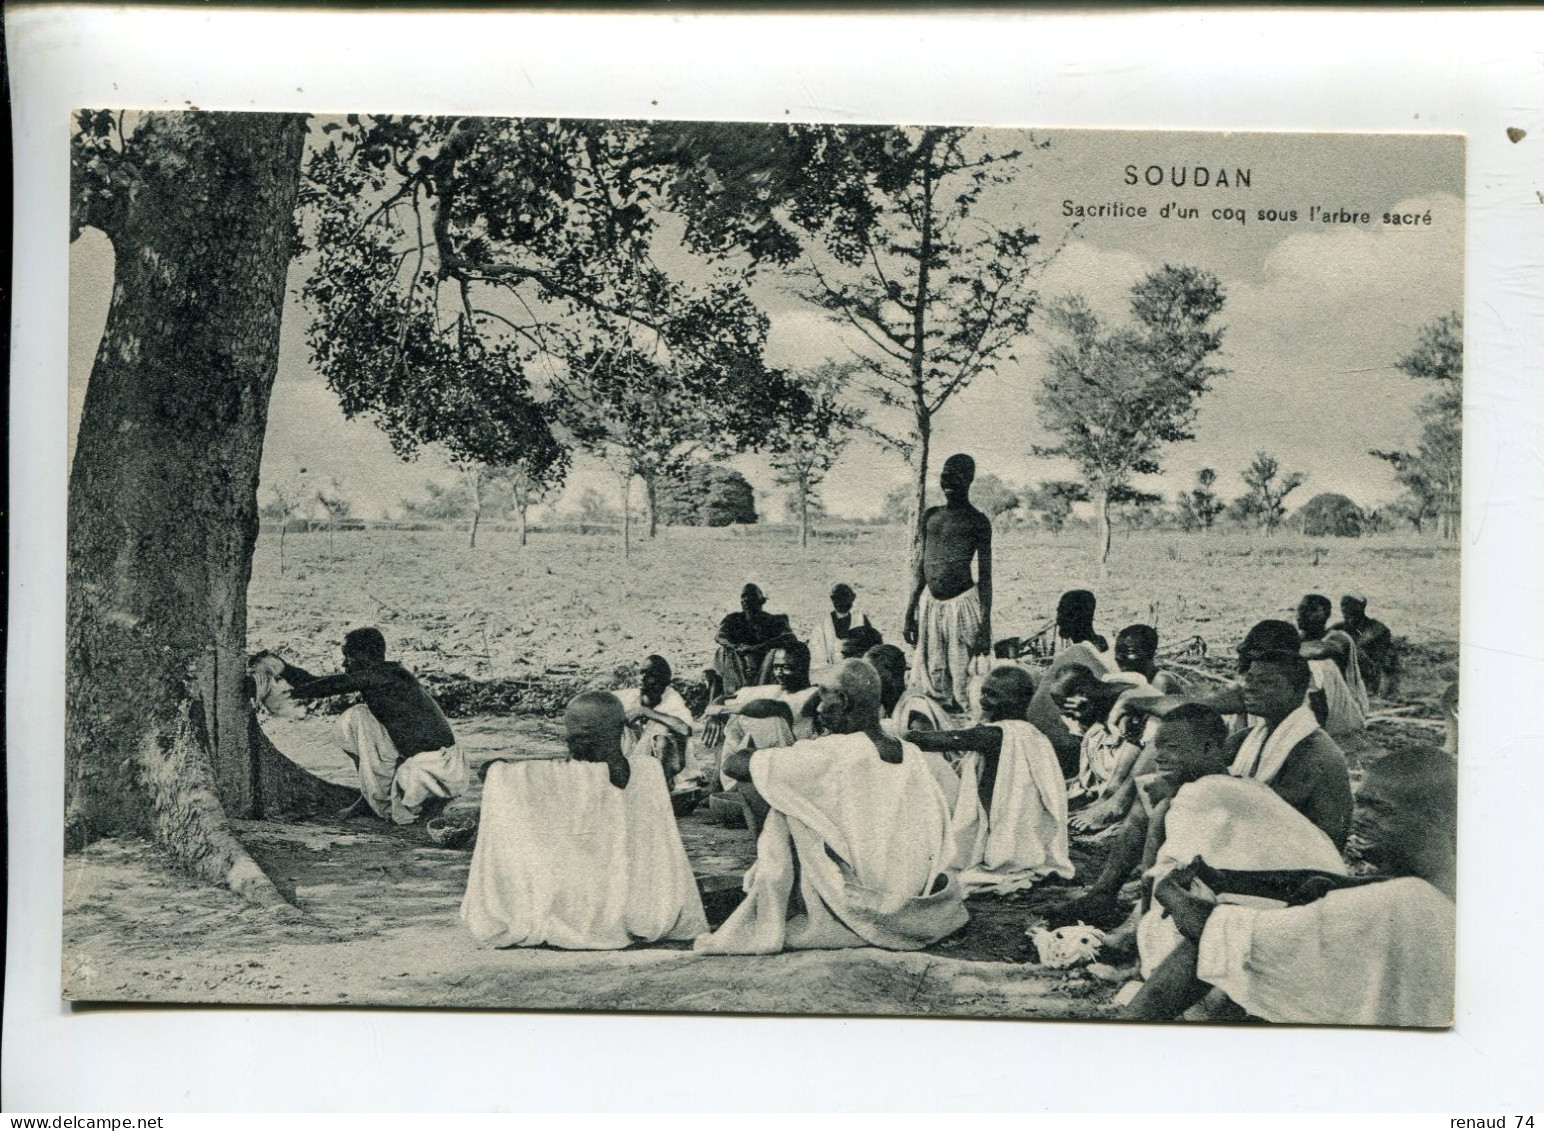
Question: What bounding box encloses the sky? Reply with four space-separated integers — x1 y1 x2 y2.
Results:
68 125 1464 522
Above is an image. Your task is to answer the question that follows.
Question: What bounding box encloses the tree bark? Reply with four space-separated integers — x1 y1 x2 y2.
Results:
463 466 482 549
619 471 632 560
1096 486 1113 570
66 112 327 902
799 477 810 549
644 474 659 539
516 501 529 546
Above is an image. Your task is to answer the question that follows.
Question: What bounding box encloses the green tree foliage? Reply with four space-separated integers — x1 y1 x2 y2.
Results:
766 361 863 548
1033 265 1228 567
1234 452 1307 535
1372 314 1462 540
665 124 1058 571
1022 480 1090 535
1297 492 1365 537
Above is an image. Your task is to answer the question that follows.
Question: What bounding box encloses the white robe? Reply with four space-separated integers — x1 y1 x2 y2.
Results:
1309 637 1369 754
950 720 1074 894
695 732 968 954
461 753 708 950
811 606 874 667
1197 877 1455 1027
1136 774 1347 979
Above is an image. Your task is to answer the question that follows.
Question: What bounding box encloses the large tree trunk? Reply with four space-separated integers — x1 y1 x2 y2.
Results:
66 112 329 902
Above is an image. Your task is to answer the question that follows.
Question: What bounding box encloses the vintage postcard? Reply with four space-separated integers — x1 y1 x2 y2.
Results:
64 115 1461 1025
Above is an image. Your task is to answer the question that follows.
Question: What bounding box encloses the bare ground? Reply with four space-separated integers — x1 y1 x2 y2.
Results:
61 526 1457 1017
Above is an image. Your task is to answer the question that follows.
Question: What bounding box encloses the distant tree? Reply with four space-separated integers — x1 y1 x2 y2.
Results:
401 478 472 521
1297 492 1365 538
879 481 933 526
669 124 1059 577
1033 265 1228 568
1371 314 1462 540
507 465 557 547
1383 492 1438 535
766 362 863 548
652 462 759 527
313 479 353 521
783 492 829 524
702 466 759 527
1235 452 1307 535
1022 479 1090 535
1109 485 1167 534
1176 467 1226 533
969 474 1022 529
575 487 618 528
264 467 314 576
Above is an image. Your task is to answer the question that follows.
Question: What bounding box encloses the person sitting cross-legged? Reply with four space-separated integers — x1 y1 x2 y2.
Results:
906 664 1074 895
695 660 968 955
461 691 708 950
1123 745 1456 1027
266 627 467 825
613 654 694 790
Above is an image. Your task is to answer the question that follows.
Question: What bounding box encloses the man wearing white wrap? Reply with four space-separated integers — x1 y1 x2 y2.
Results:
1125 745 1456 1027
906 665 1074 894
1297 593 1370 754
904 453 992 713
461 691 707 950
270 627 467 825
696 660 968 954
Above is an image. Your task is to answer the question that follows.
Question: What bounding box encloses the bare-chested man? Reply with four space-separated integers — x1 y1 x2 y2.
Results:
903 453 993 712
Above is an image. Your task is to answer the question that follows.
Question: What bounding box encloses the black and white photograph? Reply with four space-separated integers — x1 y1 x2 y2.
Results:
60 113 1464 1026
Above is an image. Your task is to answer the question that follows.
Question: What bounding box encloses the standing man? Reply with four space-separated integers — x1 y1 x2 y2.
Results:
1333 590 1394 695
904 453 993 713
267 627 466 825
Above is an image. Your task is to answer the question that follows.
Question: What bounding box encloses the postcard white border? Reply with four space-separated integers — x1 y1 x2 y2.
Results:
7 6 1544 1112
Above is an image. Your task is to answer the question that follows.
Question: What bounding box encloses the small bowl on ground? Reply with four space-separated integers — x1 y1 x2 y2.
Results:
426 814 478 850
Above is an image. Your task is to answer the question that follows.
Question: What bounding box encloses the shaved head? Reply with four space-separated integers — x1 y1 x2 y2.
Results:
815 659 883 734
564 690 626 761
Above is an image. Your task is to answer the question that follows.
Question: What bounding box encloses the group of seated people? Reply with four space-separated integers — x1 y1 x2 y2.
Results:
253 575 1450 1027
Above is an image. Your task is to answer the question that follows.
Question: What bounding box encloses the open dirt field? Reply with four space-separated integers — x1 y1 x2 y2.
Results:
62 524 1459 1016
245 524 1459 706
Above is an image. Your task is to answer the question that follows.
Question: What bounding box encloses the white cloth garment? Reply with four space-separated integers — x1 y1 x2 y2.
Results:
1135 774 1347 979
811 606 873 667
725 684 820 740
614 686 694 782
950 720 1074 894
337 703 468 824
249 654 305 719
1197 877 1455 1027
1309 634 1369 754
718 711 796 790
695 732 968 954
1076 677 1161 793
909 586 982 709
461 753 708 949
1229 703 1322 784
